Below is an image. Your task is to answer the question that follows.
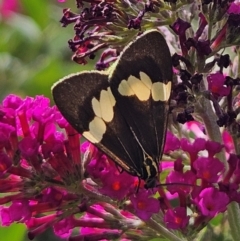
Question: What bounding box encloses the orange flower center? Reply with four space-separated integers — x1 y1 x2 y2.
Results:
0 163 7 172
137 201 146 210
112 181 121 191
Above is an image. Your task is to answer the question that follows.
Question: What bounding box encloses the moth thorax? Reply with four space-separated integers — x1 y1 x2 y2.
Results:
143 156 158 179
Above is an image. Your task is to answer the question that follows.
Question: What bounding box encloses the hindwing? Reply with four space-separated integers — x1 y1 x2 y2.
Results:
52 72 143 176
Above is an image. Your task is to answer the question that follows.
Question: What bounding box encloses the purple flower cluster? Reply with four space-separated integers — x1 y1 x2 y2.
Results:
163 133 235 229
0 94 239 240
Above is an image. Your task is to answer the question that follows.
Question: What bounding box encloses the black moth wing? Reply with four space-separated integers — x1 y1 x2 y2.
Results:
109 30 172 178
52 72 144 176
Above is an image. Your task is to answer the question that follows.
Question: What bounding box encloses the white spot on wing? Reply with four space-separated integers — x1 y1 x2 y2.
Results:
118 71 171 102
128 75 150 101
82 116 106 143
92 98 101 117
82 131 98 143
118 79 134 96
139 72 152 90
166 81 172 100
107 87 116 107
152 81 171 101
100 90 114 122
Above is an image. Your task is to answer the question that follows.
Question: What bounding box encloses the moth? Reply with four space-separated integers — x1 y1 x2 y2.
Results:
52 30 172 188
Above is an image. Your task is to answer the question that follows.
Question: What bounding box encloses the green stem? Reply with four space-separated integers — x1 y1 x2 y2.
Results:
145 219 186 241
208 12 213 40
237 48 240 78
231 123 240 155
226 49 240 241
194 83 227 166
227 202 240 241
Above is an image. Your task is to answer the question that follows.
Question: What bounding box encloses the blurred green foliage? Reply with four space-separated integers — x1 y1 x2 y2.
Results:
0 0 93 240
0 0 94 102
0 223 26 241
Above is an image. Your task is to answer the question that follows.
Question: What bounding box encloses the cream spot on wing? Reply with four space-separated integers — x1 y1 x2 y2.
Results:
118 72 171 102
92 98 101 117
128 75 150 101
99 89 114 122
107 87 116 107
118 79 134 96
152 81 171 101
82 131 98 143
139 71 152 90
82 117 106 143
165 81 172 100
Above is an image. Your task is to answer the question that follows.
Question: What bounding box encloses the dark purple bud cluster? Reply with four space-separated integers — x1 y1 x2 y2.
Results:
169 2 240 131
59 0 171 68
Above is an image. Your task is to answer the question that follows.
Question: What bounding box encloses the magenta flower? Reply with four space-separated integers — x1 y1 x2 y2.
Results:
193 157 225 183
0 152 12 175
130 190 160 221
181 138 206 161
0 0 18 18
164 131 180 154
1 200 31 226
170 18 191 56
195 187 229 218
166 169 196 195
53 216 76 238
205 140 223 158
228 2 240 14
164 207 190 230
99 168 136 200
207 73 231 97
183 121 206 138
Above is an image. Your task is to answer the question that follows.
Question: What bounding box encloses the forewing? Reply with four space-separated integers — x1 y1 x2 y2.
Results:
109 30 172 166
52 72 143 176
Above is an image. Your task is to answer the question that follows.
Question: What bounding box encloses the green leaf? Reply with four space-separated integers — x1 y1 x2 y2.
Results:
210 213 223 226
0 224 26 241
150 238 169 241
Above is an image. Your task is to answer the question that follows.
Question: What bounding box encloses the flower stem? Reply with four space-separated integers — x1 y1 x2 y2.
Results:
195 88 227 166
227 202 240 241
145 219 186 241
